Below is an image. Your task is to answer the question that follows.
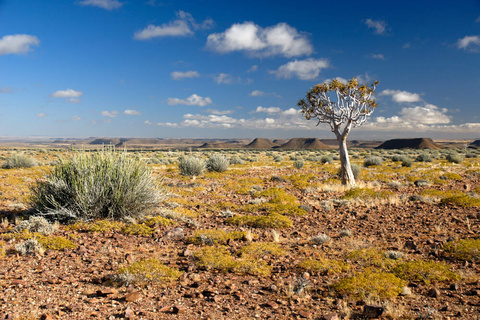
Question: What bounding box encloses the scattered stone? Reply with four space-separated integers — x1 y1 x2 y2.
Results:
172 304 186 314
182 249 193 257
363 305 385 318
322 314 339 320
414 179 430 187
400 286 412 296
427 288 440 298
97 287 117 296
298 205 312 212
164 227 184 240
270 176 287 182
125 291 141 302
449 283 459 291
298 310 312 318
467 289 480 296
124 306 134 319
40 314 53 320
404 240 417 250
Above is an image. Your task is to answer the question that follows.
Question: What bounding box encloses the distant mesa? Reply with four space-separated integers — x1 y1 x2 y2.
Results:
470 140 480 148
245 138 279 149
198 141 244 149
376 138 441 150
278 138 330 150
89 138 122 145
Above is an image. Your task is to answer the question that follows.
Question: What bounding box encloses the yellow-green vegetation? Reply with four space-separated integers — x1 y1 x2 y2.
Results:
195 246 271 276
420 189 463 198
347 248 397 269
285 173 316 190
143 216 175 227
188 229 251 245
87 220 124 233
342 187 393 200
248 187 306 216
226 213 293 229
117 258 182 283
392 260 459 284
333 269 405 300
441 194 480 207
121 223 155 236
443 238 480 262
299 258 351 275
441 172 463 180
0 166 49 204
224 177 263 195
238 242 285 258
0 241 5 257
36 234 77 250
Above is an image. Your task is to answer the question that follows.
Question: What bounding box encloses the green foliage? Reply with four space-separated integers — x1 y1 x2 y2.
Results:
299 258 350 275
392 260 459 284
178 155 205 176
446 152 464 164
36 234 77 250
15 239 44 255
229 156 245 165
117 258 182 284
143 216 175 227
226 213 293 229
333 269 405 300
14 216 57 235
416 153 432 162
30 148 163 222
342 188 393 200
121 223 155 236
87 220 124 233
347 248 397 269
188 229 250 245
401 158 413 167
206 154 229 172
337 164 362 180
443 238 480 261
364 156 383 167
1 153 37 169
320 155 333 164
293 160 305 169
251 187 307 216
441 194 480 207
441 172 463 180
238 242 285 257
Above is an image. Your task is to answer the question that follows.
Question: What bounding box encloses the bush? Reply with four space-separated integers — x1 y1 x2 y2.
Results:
293 160 304 169
178 155 205 176
2 154 37 169
14 216 57 235
416 153 432 162
337 164 361 180
364 156 383 167
117 258 182 284
15 239 44 255
443 238 480 262
320 155 333 164
229 156 245 165
446 152 464 164
401 158 413 167
392 260 459 284
30 148 164 222
206 154 229 172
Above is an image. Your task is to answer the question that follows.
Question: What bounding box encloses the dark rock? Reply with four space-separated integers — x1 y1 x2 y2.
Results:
449 283 459 291
427 288 440 298
363 305 385 318
404 240 417 250
164 227 184 240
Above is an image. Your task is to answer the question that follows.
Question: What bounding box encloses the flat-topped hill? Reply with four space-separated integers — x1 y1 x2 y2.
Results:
245 138 279 149
277 138 330 150
376 138 441 150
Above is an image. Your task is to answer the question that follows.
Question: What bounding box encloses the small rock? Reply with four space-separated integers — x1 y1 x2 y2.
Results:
298 310 312 318
269 284 278 292
449 283 459 291
165 227 184 240
97 287 117 296
125 291 141 302
299 205 312 213
172 304 186 314
265 301 278 309
323 314 340 320
404 240 417 250
467 289 480 296
363 305 385 319
427 288 440 298
124 306 134 319
40 314 53 320
182 249 193 257
400 286 412 296
270 176 287 182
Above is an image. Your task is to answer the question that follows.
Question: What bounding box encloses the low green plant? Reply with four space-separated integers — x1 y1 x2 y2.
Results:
443 238 480 261
333 269 405 300
188 229 250 245
2 154 37 169
392 260 459 284
178 156 205 176
14 216 57 235
293 160 305 169
117 258 182 284
30 148 164 222
15 239 44 255
364 156 383 167
446 152 464 164
206 154 229 172
238 242 285 257
299 258 350 275
226 213 293 229
416 153 432 162
441 194 480 207
121 223 155 236
143 216 175 227
36 234 77 250
348 248 396 269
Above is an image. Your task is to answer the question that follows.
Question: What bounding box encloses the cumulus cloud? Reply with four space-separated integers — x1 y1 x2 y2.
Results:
381 89 422 103
397 104 450 125
271 58 329 80
124 109 141 115
457 35 480 51
36 113 47 118
206 109 234 115
101 110 119 118
0 34 40 56
371 53 385 59
247 65 258 73
171 70 200 80
134 11 214 40
249 90 265 97
214 73 234 84
323 77 348 84
206 22 312 57
364 19 387 35
167 94 212 106
254 106 281 114
50 89 83 103
77 0 123 10
72 115 81 121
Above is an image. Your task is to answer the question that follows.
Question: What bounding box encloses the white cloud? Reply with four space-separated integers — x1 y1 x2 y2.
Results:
50 89 83 103
371 53 385 59
214 73 233 84
72 115 81 121
323 77 348 84
271 58 329 80
36 113 47 118
457 35 480 51
381 89 422 103
124 109 141 115
171 70 200 80
101 110 119 118
166 93 212 106
397 104 450 125
364 19 387 35
78 0 123 10
247 65 258 73
134 11 213 40
206 109 234 115
206 22 312 57
282 108 299 115
0 34 40 56
254 106 281 114
249 90 265 97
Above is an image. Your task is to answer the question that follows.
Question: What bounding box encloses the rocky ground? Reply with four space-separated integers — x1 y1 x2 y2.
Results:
0 150 479 319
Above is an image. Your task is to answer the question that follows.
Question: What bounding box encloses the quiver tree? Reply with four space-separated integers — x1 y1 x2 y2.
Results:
298 78 378 186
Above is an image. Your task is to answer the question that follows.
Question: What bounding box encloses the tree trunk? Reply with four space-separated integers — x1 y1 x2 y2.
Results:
338 138 355 187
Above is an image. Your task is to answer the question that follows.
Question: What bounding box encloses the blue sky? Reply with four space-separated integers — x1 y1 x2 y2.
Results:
0 0 479 139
